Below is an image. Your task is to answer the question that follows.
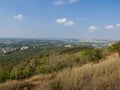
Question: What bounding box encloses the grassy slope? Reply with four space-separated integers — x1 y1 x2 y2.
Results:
0 53 120 90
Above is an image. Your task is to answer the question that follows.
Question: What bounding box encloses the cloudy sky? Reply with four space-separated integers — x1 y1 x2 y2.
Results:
0 0 120 40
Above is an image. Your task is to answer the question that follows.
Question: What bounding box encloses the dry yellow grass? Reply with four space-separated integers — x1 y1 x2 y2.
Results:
0 74 56 90
55 55 120 90
0 54 120 90
0 80 33 90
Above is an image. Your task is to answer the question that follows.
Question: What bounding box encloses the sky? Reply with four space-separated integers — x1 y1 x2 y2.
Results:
0 0 120 40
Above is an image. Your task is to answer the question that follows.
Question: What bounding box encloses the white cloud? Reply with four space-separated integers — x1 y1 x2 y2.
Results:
54 0 78 5
88 23 120 31
105 25 114 30
56 18 67 24
13 14 23 21
54 0 65 5
56 18 75 26
89 26 98 31
65 21 75 26
116 23 120 28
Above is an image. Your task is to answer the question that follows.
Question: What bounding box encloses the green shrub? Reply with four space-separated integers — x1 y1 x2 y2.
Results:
0 72 9 83
48 55 70 72
9 62 34 80
80 49 104 62
22 66 34 78
108 41 120 54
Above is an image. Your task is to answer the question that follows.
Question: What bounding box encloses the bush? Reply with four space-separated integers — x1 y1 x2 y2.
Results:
22 66 34 78
108 41 120 54
80 49 104 62
0 72 9 83
48 55 71 72
10 62 34 80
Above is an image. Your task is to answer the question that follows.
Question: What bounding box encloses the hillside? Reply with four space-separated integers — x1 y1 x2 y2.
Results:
0 53 120 90
0 41 120 90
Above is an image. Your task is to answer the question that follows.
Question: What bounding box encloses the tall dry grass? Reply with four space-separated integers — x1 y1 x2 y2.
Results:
0 74 56 90
0 80 33 90
53 56 120 90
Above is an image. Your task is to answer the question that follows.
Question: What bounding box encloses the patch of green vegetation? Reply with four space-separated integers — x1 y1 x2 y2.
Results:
108 41 120 54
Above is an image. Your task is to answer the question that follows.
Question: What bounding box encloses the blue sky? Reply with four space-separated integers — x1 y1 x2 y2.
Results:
0 0 120 40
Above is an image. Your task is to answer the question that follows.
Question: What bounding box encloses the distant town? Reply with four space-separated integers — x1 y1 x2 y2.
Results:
0 38 116 54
